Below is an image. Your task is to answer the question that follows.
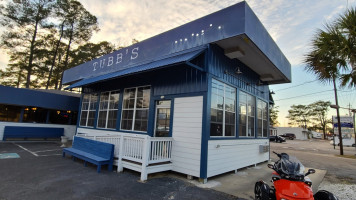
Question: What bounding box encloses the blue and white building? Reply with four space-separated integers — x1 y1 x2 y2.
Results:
63 2 291 182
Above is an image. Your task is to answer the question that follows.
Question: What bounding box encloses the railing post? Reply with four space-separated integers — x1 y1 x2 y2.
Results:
117 134 124 173
140 135 150 181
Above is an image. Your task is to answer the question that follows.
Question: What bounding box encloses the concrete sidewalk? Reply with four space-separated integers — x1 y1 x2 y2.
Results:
184 162 326 199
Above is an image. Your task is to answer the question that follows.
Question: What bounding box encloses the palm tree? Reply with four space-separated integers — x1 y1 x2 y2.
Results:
304 24 346 155
337 8 356 87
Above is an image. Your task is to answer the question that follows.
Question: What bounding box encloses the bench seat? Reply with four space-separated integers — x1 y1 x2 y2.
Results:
3 126 64 141
62 136 114 173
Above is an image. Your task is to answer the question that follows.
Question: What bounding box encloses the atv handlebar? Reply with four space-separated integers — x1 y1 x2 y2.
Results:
273 151 280 157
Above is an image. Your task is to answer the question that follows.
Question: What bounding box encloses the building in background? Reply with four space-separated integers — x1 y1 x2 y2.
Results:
274 127 309 140
62 2 291 182
0 85 80 140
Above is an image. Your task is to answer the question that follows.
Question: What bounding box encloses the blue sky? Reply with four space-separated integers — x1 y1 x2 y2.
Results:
1 0 355 126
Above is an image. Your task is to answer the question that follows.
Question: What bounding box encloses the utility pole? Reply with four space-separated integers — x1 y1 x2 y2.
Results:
352 109 356 152
332 77 343 155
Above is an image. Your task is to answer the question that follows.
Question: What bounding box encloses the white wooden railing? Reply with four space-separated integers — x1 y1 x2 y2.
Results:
77 133 173 181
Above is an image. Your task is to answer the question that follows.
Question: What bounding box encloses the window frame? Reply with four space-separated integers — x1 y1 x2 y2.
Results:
210 79 236 138
257 99 268 138
154 100 172 137
79 93 98 127
239 91 256 138
97 90 120 129
120 85 151 132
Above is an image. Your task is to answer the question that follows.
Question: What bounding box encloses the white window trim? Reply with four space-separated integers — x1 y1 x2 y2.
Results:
97 90 120 129
210 79 236 137
239 91 255 138
257 99 268 138
80 93 97 127
120 86 150 132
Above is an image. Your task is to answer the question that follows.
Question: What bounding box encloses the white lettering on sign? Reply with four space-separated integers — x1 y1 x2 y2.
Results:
100 59 106 68
131 47 139 59
93 62 98 71
116 53 123 64
108 56 114 66
92 46 140 72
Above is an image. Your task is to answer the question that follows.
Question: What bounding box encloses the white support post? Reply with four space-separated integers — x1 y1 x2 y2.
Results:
234 169 238 174
140 135 150 182
199 178 207 184
117 134 124 173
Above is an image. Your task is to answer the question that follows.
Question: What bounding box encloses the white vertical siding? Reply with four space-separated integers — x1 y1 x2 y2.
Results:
207 139 269 177
171 96 203 177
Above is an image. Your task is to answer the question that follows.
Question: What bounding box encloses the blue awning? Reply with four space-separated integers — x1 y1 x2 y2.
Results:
66 46 206 89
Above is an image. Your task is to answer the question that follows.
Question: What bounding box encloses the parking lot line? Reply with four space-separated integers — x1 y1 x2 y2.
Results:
33 149 61 153
38 154 62 157
13 143 39 157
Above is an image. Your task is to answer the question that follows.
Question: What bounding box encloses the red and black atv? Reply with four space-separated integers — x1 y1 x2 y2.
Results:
254 151 338 200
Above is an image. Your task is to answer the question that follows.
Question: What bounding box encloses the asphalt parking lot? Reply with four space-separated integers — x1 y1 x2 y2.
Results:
0 141 239 200
1 139 352 200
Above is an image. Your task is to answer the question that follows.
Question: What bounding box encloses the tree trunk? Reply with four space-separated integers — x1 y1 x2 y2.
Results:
46 22 65 89
58 25 73 90
26 19 40 88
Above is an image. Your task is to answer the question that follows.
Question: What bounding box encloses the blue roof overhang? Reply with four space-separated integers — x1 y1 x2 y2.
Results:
66 46 206 89
0 85 80 111
62 1 291 86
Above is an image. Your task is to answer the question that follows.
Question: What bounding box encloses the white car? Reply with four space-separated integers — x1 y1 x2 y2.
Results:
330 136 355 147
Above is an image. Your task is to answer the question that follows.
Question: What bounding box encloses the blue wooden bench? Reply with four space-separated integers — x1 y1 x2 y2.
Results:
62 136 114 173
3 126 64 141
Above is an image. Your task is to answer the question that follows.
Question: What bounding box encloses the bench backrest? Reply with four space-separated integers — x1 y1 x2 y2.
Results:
3 126 64 140
72 136 114 160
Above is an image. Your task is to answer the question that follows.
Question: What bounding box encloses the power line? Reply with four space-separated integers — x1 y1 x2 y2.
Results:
274 80 319 92
275 89 334 101
274 90 356 106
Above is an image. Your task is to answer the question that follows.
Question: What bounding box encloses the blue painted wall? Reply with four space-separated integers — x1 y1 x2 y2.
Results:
83 64 207 97
207 44 269 100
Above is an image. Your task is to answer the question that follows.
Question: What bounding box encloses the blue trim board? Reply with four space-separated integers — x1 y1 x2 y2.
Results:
200 77 211 179
93 94 100 129
116 88 124 132
236 88 240 139
147 88 156 137
169 99 174 137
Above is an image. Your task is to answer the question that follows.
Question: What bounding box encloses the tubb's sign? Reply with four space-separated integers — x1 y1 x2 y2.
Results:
62 1 290 85
92 47 139 72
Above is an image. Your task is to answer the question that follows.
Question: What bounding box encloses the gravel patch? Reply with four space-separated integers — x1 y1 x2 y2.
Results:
318 181 356 200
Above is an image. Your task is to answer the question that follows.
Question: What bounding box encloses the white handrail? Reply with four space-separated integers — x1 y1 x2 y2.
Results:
77 134 173 181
